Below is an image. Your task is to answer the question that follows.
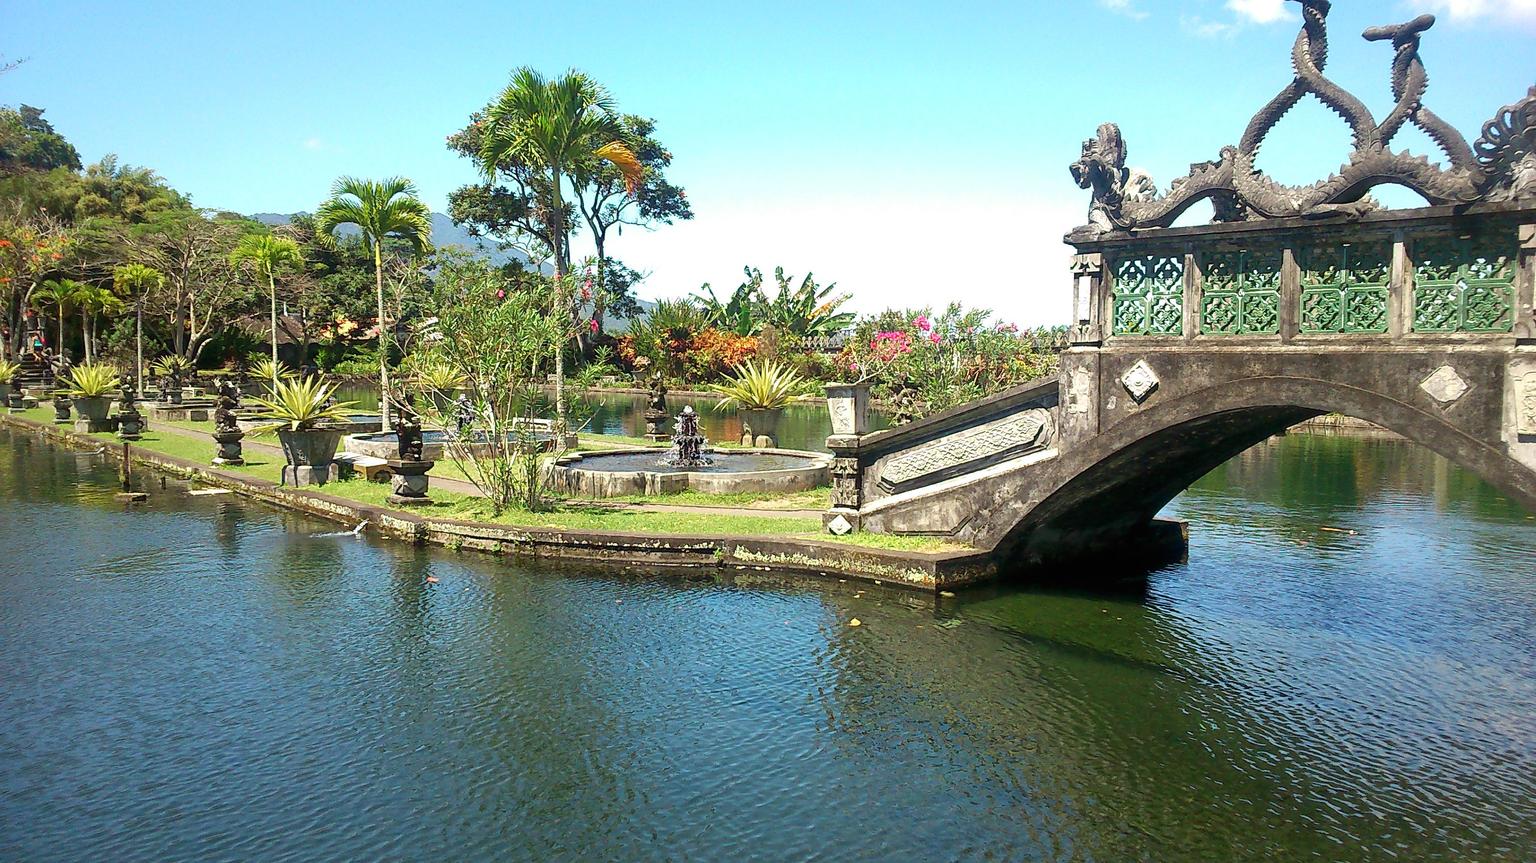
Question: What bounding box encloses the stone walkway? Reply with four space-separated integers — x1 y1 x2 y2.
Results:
147 421 824 519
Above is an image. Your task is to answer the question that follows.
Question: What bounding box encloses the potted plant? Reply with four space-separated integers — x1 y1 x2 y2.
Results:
250 356 297 394
0 360 18 410
411 359 466 413
249 376 357 471
66 363 121 431
149 354 196 403
708 360 806 446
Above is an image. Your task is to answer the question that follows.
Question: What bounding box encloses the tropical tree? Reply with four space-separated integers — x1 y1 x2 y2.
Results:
568 115 691 332
112 262 163 392
475 67 643 432
68 280 123 363
229 232 304 374
30 277 75 355
314 176 432 431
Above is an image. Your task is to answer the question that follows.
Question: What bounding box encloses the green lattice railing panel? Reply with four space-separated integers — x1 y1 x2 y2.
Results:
1299 241 1391 334
1112 254 1184 336
1201 249 1281 335
1412 234 1516 333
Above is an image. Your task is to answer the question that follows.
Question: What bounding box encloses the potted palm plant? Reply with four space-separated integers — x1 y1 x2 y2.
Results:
411 359 466 414
250 356 296 394
249 376 357 484
149 354 196 403
708 360 806 447
0 360 18 411
66 363 121 432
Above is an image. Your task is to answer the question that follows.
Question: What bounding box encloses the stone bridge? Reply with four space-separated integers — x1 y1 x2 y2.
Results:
823 4 1536 576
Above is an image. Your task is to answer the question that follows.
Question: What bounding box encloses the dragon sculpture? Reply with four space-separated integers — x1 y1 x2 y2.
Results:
1069 0 1536 239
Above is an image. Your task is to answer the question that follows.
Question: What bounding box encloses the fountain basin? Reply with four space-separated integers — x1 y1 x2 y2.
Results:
547 447 831 498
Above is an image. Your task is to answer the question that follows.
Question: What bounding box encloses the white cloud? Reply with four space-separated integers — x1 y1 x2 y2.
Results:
1225 0 1293 24
1098 0 1149 20
1181 14 1236 38
1417 0 1536 26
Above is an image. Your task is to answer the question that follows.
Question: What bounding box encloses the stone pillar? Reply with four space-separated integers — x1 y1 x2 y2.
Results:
824 443 862 535
1279 246 1301 343
1516 223 1535 342
1055 347 1101 455
1069 253 1105 346
1183 248 1201 342
386 459 435 506
1389 231 1411 339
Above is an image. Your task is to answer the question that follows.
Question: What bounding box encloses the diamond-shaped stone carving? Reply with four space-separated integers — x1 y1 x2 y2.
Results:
1419 365 1469 405
1121 360 1159 403
827 515 853 536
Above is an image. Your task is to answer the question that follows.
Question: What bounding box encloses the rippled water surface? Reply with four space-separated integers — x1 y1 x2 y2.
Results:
2 426 1533 862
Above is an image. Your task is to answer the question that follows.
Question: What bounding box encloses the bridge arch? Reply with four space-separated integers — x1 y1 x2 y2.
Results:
992 375 1536 568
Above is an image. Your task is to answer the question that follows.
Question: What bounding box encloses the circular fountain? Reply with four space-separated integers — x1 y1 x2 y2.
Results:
548 406 831 498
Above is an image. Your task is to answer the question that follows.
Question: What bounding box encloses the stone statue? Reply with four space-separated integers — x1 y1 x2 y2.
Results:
395 393 425 462
213 379 241 433
662 405 712 468
643 372 671 441
116 377 144 440
453 393 474 436
1068 1 1536 239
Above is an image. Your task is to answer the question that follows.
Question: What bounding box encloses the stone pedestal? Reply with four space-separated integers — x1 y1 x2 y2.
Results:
282 463 339 486
53 397 71 423
825 441 865 535
5 390 22 411
212 430 246 466
824 383 871 436
386 458 435 506
643 408 670 442
115 412 144 441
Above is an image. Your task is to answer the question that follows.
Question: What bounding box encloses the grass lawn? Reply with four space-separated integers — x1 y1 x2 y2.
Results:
9 409 958 552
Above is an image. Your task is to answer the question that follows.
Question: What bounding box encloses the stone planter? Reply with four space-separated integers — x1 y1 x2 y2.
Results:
276 427 343 486
824 383 871 437
212 429 246 466
3 384 21 411
0 383 11 411
73 395 114 432
740 407 784 447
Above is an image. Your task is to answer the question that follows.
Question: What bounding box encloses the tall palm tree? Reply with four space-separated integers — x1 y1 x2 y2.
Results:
68 281 123 363
314 177 432 431
113 263 164 394
477 67 643 431
32 278 79 359
229 233 304 384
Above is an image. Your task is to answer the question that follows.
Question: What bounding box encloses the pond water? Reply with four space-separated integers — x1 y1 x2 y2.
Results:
333 383 890 452
2 426 1533 862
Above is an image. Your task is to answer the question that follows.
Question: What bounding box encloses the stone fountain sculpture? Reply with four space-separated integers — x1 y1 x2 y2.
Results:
643 372 671 442
387 393 434 506
662 405 713 468
211 379 245 466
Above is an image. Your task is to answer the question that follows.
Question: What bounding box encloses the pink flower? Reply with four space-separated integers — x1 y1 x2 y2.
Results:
580 286 592 301
588 318 599 333
915 315 930 332
849 361 860 372
928 330 941 344
496 289 505 299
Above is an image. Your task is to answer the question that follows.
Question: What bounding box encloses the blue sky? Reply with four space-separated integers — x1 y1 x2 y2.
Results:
4 0 1533 323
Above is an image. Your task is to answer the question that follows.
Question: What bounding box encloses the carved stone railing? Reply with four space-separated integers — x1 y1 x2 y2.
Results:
1065 203 1536 346
823 378 1059 534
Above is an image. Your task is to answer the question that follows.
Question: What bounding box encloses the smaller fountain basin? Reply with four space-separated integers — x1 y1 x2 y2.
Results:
547 447 831 498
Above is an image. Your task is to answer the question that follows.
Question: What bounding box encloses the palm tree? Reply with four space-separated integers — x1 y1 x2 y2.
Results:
32 278 78 359
477 67 642 432
229 233 304 384
68 281 123 363
113 263 164 394
314 177 432 431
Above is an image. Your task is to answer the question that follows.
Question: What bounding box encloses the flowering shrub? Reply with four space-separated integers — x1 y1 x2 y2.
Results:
615 325 759 381
839 304 1065 422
